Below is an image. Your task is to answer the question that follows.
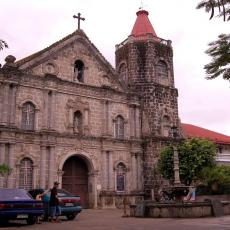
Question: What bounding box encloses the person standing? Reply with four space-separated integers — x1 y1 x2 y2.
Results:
41 190 50 221
49 181 61 223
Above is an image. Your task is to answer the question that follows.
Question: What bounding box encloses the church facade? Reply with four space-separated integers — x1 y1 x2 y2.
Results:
0 10 180 208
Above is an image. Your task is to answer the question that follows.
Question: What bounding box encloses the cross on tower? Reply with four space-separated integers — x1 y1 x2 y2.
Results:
73 13 85 30
139 0 147 10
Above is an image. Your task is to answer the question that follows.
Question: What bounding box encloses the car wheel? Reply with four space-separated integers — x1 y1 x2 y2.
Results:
26 216 37 225
66 213 77 220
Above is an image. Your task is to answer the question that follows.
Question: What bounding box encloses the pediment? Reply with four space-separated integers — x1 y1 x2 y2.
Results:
16 30 123 91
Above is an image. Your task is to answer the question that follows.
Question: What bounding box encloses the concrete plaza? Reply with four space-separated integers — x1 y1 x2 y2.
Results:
1 209 230 230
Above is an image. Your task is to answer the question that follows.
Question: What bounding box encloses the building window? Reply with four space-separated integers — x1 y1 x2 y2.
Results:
19 158 33 190
73 110 83 133
21 102 35 130
162 115 170 137
74 60 84 82
116 162 126 192
156 60 168 78
114 115 125 139
217 146 223 154
118 63 127 83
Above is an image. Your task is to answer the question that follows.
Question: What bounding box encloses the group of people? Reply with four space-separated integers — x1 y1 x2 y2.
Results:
36 181 61 223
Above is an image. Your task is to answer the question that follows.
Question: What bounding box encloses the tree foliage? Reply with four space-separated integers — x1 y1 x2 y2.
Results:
196 0 230 81
196 0 230 21
158 138 216 184
0 163 12 177
0 39 8 51
204 34 230 80
200 165 230 186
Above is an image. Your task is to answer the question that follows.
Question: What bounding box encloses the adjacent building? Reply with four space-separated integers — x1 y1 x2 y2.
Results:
182 123 230 165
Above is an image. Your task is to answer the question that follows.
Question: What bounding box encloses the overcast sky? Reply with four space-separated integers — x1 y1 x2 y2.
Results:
0 0 229 135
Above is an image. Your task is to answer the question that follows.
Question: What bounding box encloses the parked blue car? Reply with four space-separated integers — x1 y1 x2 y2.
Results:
0 188 43 225
28 188 82 220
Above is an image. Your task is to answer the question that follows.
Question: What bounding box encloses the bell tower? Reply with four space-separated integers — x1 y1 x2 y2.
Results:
115 9 180 196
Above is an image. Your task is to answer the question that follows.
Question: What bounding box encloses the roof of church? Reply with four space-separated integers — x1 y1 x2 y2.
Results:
131 10 158 40
16 29 116 76
181 123 230 145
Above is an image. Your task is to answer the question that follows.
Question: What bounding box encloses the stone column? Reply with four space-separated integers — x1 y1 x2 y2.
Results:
9 85 17 126
8 143 15 188
135 106 140 138
108 151 113 190
40 145 46 188
105 101 109 135
107 102 112 136
51 92 57 130
0 143 5 164
32 165 38 189
42 90 48 129
48 146 55 188
101 100 109 136
1 84 9 125
0 83 3 124
93 171 98 209
137 153 142 190
102 151 107 190
0 143 5 188
69 107 73 128
173 146 181 185
57 169 64 188
131 152 137 190
129 106 134 138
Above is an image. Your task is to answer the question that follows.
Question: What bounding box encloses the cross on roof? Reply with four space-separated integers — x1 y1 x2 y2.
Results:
139 0 147 10
73 13 85 30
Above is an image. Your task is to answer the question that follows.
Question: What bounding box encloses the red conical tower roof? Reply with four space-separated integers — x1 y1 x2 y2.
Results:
131 10 158 40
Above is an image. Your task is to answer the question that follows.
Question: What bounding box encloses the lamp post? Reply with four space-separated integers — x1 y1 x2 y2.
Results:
171 126 181 186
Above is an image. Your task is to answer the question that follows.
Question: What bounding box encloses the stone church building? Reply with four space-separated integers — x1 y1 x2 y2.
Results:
0 9 180 208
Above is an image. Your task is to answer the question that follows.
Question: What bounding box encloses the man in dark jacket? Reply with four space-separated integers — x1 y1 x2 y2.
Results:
49 181 61 223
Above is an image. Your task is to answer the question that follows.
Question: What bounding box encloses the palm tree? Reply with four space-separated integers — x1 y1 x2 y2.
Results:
196 0 230 81
0 39 8 50
196 0 230 21
205 34 230 80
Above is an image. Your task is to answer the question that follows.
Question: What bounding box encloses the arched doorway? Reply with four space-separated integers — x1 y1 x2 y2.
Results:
62 156 89 207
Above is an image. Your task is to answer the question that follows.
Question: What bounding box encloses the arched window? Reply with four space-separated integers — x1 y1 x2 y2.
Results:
74 60 84 82
116 162 126 192
19 158 33 190
21 102 35 130
118 63 127 83
73 110 83 133
162 115 170 137
156 60 168 78
114 115 125 139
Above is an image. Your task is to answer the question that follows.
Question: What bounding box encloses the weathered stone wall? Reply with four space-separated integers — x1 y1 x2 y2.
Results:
116 39 180 198
0 49 143 208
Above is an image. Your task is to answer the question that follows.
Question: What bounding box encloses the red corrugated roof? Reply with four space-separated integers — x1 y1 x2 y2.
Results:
131 10 158 40
181 123 230 145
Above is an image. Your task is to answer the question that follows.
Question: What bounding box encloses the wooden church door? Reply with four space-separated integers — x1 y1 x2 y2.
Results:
62 156 89 207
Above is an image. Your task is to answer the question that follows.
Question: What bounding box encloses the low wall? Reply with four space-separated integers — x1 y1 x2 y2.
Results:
98 191 144 209
130 201 230 218
196 195 230 202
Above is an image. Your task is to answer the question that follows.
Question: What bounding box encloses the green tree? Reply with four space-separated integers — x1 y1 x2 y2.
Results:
204 34 230 80
0 163 12 187
158 138 216 184
196 1 230 81
0 39 8 50
196 0 230 21
200 165 230 186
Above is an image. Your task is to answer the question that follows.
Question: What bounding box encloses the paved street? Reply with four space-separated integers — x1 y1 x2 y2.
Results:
1 209 230 230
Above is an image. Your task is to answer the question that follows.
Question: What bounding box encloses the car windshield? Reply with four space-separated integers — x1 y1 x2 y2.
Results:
0 189 31 200
57 189 72 197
